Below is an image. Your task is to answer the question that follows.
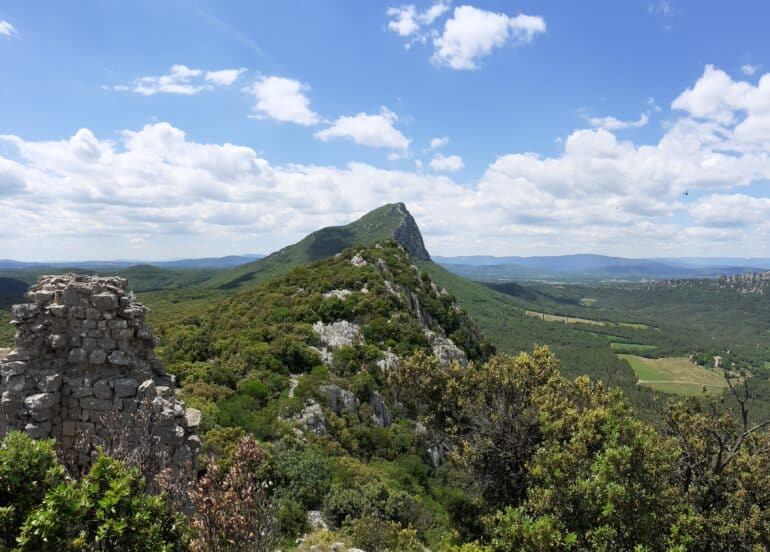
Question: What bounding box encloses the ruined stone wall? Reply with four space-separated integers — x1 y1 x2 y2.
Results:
0 274 200 468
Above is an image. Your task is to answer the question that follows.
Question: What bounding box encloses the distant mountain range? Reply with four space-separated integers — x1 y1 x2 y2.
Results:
433 253 770 282
3 222 769 286
0 254 264 271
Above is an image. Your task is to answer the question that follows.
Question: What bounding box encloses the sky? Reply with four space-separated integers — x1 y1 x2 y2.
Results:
1 1 770 261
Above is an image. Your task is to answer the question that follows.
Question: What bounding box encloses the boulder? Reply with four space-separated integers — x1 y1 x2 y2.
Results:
297 401 327 436
370 392 392 427
313 320 360 349
319 384 358 415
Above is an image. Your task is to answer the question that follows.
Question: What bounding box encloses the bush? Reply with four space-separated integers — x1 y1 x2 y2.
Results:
17 454 187 551
323 485 368 528
0 432 65 547
346 514 423 552
276 497 308 537
275 447 331 509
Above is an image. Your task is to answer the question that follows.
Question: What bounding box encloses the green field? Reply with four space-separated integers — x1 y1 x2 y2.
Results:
525 310 605 326
610 342 657 354
579 298 597 307
619 354 728 396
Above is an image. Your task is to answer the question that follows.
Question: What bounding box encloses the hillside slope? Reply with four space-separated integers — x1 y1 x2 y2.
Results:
154 242 493 547
207 203 430 289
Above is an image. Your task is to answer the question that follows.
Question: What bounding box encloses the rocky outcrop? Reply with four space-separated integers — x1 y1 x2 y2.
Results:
319 384 358 415
0 275 201 470
369 391 392 427
393 202 430 261
313 320 361 349
424 330 468 368
295 401 327 436
415 421 451 468
376 351 399 372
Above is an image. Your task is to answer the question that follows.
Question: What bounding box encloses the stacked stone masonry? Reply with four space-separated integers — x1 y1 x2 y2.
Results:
0 274 201 469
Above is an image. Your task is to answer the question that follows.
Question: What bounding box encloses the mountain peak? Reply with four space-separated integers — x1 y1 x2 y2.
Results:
209 202 430 289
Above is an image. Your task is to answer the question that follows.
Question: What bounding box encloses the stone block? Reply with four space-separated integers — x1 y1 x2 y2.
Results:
48 305 68 317
68 306 86 319
108 350 131 366
93 379 112 400
37 373 62 393
80 397 112 411
89 350 107 365
49 334 67 349
81 337 97 352
24 392 55 411
62 420 77 437
1 361 27 376
25 421 51 438
72 385 93 398
98 336 117 349
114 378 138 398
68 348 87 363
92 293 118 311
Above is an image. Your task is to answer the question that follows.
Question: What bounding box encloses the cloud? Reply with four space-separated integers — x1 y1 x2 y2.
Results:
246 76 320 126
690 194 770 228
587 112 650 130
741 64 758 76
648 1 678 29
204 68 246 86
671 64 770 150
432 5 545 70
430 153 464 172
429 136 449 149
387 1 450 42
112 64 246 95
315 107 410 150
3 66 770 259
0 20 16 38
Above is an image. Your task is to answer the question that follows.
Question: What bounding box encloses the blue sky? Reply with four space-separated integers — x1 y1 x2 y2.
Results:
1 1 770 260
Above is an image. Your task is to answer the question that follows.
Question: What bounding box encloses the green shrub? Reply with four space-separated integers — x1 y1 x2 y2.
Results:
276 497 308 537
17 454 187 551
0 432 65 547
275 447 332 509
323 485 368 528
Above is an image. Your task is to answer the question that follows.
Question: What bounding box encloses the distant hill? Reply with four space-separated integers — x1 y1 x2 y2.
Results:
207 202 430 289
434 253 770 282
0 277 27 297
0 254 263 271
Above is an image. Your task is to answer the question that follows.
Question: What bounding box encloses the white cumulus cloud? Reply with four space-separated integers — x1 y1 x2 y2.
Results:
315 107 410 150
113 64 246 95
0 20 16 38
430 153 464 172
429 136 449 149
3 66 770 259
387 1 450 40
587 112 650 130
246 76 320 126
432 5 545 70
741 64 758 76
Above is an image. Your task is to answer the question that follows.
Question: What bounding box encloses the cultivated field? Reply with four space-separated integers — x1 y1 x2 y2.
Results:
525 310 604 326
618 354 728 396
610 342 657 354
